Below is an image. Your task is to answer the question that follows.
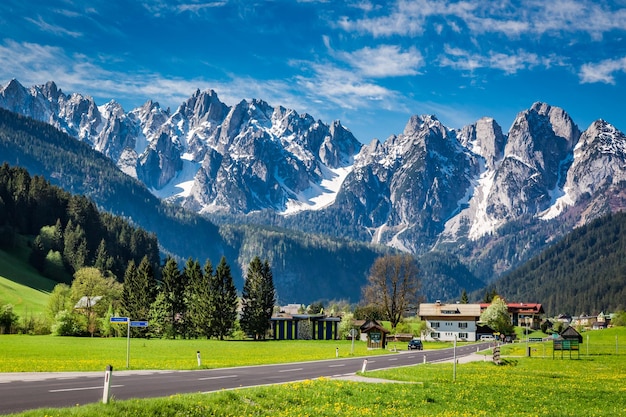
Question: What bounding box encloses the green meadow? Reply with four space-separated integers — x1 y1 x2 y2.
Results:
6 328 626 417
0 247 56 316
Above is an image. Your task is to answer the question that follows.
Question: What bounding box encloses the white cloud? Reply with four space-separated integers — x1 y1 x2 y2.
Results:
440 46 546 74
25 15 82 38
336 45 424 78
579 57 626 84
337 0 626 40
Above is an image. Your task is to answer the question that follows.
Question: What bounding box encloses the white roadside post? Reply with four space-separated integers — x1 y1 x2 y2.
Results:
453 334 457 382
102 365 113 404
361 359 368 373
197 351 202 367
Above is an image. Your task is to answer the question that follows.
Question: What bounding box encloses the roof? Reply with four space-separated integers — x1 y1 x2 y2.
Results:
74 296 102 309
419 303 481 318
479 302 544 314
559 326 583 342
359 319 390 333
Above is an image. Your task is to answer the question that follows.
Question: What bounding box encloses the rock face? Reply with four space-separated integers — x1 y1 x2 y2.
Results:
3 80 626 266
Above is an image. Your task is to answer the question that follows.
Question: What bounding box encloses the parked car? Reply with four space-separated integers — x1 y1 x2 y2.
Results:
407 338 423 350
480 335 495 341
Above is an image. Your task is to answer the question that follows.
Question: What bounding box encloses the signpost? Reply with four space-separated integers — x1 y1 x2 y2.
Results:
110 317 148 368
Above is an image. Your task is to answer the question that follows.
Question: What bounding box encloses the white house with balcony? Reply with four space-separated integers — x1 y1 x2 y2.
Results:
418 302 482 342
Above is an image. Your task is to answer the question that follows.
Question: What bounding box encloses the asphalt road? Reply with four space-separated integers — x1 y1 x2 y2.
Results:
0 342 492 415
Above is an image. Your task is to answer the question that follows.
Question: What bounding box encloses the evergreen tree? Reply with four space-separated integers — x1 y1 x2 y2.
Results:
184 258 210 338
460 289 469 304
160 256 185 338
94 239 113 274
121 257 157 336
240 257 276 340
208 256 238 340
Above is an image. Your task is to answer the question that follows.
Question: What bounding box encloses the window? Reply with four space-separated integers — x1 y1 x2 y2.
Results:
458 322 468 328
459 332 468 339
431 322 440 328
430 332 440 338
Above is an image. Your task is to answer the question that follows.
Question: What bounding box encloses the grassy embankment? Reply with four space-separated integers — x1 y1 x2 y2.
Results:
6 327 625 417
0 247 56 316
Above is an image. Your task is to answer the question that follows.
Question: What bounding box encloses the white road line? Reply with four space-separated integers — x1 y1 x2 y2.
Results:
328 364 345 368
278 368 303 373
49 385 123 393
388 358 398 361
198 375 238 381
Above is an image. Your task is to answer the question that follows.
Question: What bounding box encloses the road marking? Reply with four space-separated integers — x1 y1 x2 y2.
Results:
388 358 398 361
49 385 123 393
278 368 303 373
198 375 238 381
328 364 345 368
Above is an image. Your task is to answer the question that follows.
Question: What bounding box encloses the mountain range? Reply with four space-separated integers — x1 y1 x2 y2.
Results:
2 79 626 308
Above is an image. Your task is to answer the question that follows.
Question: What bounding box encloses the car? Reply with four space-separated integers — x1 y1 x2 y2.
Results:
407 339 423 350
480 335 495 341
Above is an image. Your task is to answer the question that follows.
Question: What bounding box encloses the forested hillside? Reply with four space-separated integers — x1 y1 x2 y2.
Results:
492 211 626 316
0 164 159 282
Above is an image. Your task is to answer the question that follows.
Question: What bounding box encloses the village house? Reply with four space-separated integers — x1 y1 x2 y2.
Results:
418 302 482 342
480 302 545 330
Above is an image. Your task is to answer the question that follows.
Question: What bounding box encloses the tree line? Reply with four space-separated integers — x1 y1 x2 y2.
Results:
42 254 275 340
0 164 160 281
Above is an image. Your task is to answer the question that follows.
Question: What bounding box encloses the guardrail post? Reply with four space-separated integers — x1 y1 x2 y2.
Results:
102 365 113 404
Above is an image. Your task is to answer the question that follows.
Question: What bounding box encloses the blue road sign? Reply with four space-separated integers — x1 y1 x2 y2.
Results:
130 321 149 327
110 317 129 323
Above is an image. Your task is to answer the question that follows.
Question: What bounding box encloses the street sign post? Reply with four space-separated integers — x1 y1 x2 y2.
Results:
109 317 148 368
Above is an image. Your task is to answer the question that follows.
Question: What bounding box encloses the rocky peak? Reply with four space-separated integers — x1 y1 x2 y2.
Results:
457 117 505 169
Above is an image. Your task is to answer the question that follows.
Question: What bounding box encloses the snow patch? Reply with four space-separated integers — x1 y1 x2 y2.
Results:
151 153 200 199
281 165 352 214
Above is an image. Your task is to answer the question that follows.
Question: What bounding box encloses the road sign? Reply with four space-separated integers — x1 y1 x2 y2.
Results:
130 321 149 327
529 337 543 342
110 317 129 323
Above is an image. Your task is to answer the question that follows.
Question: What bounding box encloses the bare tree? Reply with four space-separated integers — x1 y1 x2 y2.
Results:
362 254 421 329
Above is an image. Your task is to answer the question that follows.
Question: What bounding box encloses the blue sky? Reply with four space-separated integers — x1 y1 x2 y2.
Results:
1 0 625 143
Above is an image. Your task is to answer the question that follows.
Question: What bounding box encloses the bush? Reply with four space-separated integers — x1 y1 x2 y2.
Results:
17 312 51 335
52 310 87 336
0 304 19 334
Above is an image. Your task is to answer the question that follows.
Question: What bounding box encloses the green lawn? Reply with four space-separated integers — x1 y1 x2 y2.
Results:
0 335 401 372
7 328 626 417
0 247 57 316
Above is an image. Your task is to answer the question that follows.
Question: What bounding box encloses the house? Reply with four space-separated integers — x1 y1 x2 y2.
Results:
480 302 545 329
419 302 481 342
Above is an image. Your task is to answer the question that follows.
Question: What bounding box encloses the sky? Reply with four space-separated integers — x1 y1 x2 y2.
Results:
1 0 625 143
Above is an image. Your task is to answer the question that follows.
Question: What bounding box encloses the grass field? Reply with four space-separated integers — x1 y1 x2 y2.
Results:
6 327 626 417
0 248 56 316
0 335 413 372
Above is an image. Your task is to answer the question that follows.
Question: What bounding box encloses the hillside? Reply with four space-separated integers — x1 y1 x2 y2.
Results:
0 246 55 315
492 211 626 316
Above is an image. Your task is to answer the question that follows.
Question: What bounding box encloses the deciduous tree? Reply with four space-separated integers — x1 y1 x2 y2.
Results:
361 254 421 329
480 295 513 335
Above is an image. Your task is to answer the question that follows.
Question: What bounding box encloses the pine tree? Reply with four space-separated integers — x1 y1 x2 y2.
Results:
460 289 469 304
208 256 238 340
121 257 157 336
241 257 276 340
184 258 210 338
94 239 113 274
160 256 185 338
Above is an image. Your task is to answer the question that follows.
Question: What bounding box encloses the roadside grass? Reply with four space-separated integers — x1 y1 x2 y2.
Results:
0 335 406 372
8 329 626 417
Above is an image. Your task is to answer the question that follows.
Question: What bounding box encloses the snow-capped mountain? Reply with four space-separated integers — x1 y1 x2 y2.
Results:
3 79 626 281
0 80 361 215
